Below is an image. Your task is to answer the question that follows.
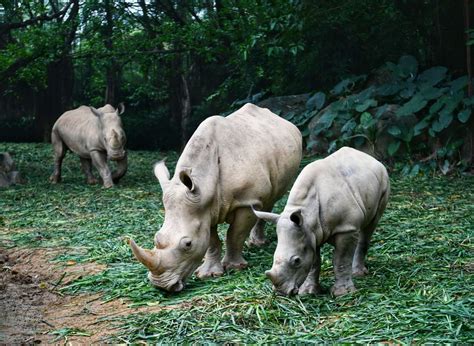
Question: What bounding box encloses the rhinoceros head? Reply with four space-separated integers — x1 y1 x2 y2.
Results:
90 103 126 161
253 208 315 295
129 161 212 292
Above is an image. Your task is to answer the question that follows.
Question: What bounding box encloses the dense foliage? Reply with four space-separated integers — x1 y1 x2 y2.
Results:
0 143 472 342
1 1 472 163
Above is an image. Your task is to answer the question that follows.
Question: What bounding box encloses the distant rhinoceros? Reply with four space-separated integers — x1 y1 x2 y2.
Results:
253 147 390 297
129 103 302 292
50 103 127 188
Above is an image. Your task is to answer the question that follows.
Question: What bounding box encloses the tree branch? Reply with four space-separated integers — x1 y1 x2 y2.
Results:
0 1 72 35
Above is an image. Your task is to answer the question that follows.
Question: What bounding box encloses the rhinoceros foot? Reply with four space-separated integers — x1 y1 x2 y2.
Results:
331 283 356 297
298 282 324 295
87 177 99 185
195 261 224 279
49 174 61 184
352 265 369 277
103 181 114 188
222 256 248 271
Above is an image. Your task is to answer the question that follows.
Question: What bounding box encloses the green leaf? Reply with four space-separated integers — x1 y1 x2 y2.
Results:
449 76 468 92
417 66 448 86
458 109 471 123
420 86 446 101
331 79 352 95
387 126 401 137
413 117 431 136
312 111 336 135
355 99 377 112
387 141 401 156
341 119 356 134
376 83 401 96
431 120 444 132
399 82 416 99
306 92 326 111
398 55 418 78
396 94 428 116
360 112 375 129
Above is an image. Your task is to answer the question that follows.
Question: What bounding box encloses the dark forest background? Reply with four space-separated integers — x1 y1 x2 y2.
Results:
1 1 473 169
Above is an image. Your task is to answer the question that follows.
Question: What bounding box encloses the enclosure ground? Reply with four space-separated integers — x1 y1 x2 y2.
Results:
0 143 473 343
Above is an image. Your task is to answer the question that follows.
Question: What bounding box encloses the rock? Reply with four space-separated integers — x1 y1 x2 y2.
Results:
0 152 25 187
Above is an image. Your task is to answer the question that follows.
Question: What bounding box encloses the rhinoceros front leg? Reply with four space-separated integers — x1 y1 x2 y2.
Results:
331 231 358 297
247 218 267 247
195 226 224 278
80 158 98 185
49 131 65 184
299 247 323 295
222 208 256 270
90 151 113 188
112 153 128 184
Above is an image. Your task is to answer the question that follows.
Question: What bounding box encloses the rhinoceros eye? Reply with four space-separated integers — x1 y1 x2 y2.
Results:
180 237 192 251
290 255 301 268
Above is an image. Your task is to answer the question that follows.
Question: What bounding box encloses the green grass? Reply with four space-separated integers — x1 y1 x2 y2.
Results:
1 142 473 343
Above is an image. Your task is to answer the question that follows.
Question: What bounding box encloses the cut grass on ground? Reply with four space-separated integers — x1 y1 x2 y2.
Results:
0 142 473 343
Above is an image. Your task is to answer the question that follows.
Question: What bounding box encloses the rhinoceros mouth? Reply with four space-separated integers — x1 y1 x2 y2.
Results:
108 153 126 161
148 272 185 292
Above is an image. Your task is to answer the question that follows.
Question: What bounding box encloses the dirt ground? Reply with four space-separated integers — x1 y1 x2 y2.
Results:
0 247 168 344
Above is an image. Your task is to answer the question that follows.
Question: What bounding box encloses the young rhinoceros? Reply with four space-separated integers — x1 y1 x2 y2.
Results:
50 103 127 188
253 147 390 297
129 103 302 292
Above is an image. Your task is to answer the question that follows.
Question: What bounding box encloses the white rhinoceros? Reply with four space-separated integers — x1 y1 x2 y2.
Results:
129 103 302 292
253 147 390 297
50 103 127 188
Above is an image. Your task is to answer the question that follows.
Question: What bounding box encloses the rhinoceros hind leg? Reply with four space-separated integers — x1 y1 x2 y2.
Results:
352 199 386 277
332 231 358 296
50 130 65 184
247 218 267 247
195 226 224 278
80 158 98 185
222 208 255 270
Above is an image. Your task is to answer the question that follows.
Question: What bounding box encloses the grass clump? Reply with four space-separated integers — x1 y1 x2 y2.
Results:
0 142 472 343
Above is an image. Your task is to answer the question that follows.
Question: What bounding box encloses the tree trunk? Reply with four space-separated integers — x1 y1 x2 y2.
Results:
35 56 74 141
462 0 474 167
103 0 120 105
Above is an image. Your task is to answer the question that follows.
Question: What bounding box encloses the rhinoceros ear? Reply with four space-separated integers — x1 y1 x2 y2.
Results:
117 102 125 116
178 169 195 192
251 206 280 224
90 107 103 118
289 210 303 227
154 160 170 192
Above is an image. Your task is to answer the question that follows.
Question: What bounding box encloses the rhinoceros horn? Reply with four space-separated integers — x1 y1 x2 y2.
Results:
153 160 171 193
251 206 280 225
128 238 160 271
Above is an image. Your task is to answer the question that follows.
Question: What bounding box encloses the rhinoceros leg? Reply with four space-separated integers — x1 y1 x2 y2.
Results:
247 218 267 247
353 193 389 277
299 247 323 295
90 151 113 188
331 231 358 297
195 226 224 278
50 131 65 184
222 208 256 270
80 158 98 185
112 154 127 184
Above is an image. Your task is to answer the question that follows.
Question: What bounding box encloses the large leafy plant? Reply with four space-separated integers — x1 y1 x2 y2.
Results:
296 55 472 170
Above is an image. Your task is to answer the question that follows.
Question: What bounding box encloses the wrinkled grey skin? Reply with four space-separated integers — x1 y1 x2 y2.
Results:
254 147 390 297
129 103 302 292
50 103 127 188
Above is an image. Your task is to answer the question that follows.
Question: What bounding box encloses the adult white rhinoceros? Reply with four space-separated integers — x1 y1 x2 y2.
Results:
50 103 127 188
129 103 302 292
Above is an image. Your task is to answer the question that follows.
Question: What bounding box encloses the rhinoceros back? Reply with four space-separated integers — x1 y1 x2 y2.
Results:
52 106 103 157
176 103 302 223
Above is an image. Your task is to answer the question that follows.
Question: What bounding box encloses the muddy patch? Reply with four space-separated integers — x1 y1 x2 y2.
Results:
0 247 172 343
